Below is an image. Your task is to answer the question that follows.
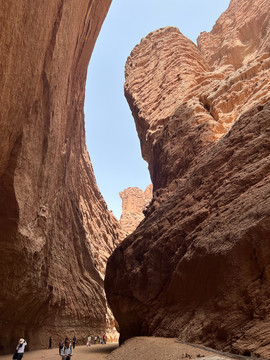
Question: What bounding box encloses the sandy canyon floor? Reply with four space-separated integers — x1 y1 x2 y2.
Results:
0 337 253 360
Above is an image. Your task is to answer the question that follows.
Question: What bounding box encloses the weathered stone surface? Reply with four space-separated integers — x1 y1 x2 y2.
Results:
124 23 269 195
197 0 270 70
119 185 152 238
105 0 270 357
0 0 120 353
124 27 210 190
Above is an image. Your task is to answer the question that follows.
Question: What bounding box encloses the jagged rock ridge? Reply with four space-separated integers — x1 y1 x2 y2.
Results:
0 0 120 353
119 185 153 238
105 0 270 357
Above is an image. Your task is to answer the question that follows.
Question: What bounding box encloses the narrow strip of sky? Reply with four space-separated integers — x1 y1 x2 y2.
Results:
84 0 230 220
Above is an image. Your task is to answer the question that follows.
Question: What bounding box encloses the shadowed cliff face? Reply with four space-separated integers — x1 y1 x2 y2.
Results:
105 0 270 357
0 0 121 353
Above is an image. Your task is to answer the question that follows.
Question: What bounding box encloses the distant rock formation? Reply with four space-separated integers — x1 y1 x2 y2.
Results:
0 0 120 353
119 185 153 238
105 0 270 357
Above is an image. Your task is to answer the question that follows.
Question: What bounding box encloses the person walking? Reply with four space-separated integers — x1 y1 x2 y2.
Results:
102 334 106 345
86 335 91 347
60 338 73 360
72 336 76 349
14 339 27 360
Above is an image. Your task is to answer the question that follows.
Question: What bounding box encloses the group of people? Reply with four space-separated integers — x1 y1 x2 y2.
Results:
13 333 107 359
12 337 75 360
58 336 76 349
86 334 106 346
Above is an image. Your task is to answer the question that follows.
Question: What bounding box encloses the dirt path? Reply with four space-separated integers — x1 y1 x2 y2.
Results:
0 343 118 360
0 338 257 360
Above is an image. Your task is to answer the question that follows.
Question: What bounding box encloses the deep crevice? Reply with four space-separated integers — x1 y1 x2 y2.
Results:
199 97 216 120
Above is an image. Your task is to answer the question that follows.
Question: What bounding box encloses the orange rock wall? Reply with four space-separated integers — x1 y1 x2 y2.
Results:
0 0 120 354
105 0 270 357
124 23 269 195
119 185 153 238
197 0 270 70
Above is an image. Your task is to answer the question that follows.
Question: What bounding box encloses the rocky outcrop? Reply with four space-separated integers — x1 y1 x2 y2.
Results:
105 0 270 357
197 0 270 70
119 185 153 238
0 0 120 353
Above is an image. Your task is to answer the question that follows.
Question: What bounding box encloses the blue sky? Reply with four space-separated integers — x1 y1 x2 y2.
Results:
84 0 230 219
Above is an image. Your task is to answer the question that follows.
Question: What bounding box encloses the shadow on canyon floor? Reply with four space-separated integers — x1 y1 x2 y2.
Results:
0 337 264 360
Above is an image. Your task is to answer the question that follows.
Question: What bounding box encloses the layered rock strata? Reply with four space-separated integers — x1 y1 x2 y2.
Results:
119 185 153 238
105 0 270 357
0 0 120 353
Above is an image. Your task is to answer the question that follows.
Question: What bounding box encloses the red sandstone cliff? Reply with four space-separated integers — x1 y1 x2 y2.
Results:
119 185 153 238
105 0 270 357
0 0 120 353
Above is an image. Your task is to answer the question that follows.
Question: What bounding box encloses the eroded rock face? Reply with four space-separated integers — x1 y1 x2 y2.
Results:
0 0 120 353
119 185 153 238
197 0 270 70
105 0 270 357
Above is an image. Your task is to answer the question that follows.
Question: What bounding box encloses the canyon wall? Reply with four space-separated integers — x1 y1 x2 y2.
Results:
105 0 270 357
0 0 120 353
119 185 152 238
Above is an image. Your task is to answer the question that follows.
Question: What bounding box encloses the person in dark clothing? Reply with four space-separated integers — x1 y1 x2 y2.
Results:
72 336 76 349
49 336 52 349
59 339 64 355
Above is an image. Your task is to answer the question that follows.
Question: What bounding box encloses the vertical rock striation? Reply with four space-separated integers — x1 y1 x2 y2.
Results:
0 0 120 353
105 0 270 357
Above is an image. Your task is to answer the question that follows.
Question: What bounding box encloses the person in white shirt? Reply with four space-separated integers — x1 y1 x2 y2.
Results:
16 339 27 360
86 335 91 346
60 339 73 360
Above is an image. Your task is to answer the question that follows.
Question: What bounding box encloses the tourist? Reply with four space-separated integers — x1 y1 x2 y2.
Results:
102 333 106 344
48 336 52 349
94 336 97 344
72 335 76 349
14 339 27 360
59 339 64 354
86 335 91 346
60 338 73 359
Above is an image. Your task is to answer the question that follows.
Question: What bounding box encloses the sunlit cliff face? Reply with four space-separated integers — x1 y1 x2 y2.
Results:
105 0 270 357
